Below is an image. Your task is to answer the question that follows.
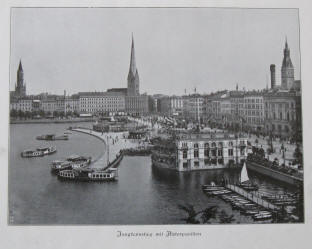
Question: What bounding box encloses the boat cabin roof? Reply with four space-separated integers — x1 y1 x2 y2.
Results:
37 147 49 151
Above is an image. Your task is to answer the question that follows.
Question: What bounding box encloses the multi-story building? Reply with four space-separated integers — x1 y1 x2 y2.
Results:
125 94 149 115
264 90 301 137
176 133 248 171
243 92 265 131
182 94 204 122
10 98 32 112
79 91 126 114
64 95 80 114
41 98 57 113
158 95 183 116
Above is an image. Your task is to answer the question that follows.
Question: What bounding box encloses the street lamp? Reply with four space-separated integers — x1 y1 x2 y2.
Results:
281 143 286 166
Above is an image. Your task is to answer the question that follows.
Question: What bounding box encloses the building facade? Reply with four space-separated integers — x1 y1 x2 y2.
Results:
243 92 265 131
125 94 149 115
176 134 248 171
264 91 301 137
182 94 204 122
79 92 126 114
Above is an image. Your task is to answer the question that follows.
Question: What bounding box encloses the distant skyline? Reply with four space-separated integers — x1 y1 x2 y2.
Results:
10 8 300 96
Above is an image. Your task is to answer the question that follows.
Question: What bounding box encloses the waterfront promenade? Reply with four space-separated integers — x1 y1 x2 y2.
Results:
72 128 139 169
10 117 95 124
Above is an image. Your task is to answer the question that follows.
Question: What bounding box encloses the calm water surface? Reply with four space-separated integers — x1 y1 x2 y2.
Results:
9 123 295 224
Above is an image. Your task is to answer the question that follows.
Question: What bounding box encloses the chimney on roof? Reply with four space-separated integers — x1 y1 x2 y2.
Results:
270 64 276 89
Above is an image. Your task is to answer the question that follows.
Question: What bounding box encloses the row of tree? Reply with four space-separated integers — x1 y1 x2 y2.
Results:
10 109 80 119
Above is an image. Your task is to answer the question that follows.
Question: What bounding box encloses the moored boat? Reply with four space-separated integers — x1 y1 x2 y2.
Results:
36 134 68 141
51 155 92 174
57 168 117 182
237 162 258 191
51 161 72 174
253 211 272 220
37 146 57 155
21 146 57 158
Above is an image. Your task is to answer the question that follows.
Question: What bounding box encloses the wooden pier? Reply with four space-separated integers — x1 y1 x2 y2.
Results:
226 184 280 211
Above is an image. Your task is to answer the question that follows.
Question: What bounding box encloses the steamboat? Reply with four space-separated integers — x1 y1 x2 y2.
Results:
57 168 118 182
21 146 57 158
51 155 92 174
36 134 68 141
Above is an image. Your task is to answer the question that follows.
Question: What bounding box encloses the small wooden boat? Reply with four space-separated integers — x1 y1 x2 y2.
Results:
237 162 258 191
208 190 232 196
202 187 226 192
243 209 261 215
253 212 272 220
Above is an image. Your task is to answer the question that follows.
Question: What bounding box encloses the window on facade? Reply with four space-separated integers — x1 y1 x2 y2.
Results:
194 150 199 158
204 149 209 157
194 161 199 167
228 149 233 156
211 149 216 157
183 162 188 168
218 149 223 157
183 150 187 159
194 143 198 149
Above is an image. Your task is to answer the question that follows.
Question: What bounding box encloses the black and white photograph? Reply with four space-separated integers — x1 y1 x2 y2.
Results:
7 7 305 226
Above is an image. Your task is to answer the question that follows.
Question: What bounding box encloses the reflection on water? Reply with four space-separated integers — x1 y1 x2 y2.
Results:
9 123 296 224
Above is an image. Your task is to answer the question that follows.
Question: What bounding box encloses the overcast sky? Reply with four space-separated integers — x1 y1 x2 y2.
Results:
10 8 300 95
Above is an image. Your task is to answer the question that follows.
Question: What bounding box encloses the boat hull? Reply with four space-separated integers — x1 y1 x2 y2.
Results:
57 175 116 182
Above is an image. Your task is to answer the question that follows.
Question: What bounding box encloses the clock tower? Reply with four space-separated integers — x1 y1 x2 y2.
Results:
281 38 294 90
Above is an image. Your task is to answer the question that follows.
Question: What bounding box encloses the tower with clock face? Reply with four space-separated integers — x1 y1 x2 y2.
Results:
281 38 295 90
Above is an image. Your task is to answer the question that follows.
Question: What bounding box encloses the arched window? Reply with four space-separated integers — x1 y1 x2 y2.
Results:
228 141 233 147
204 143 209 148
211 142 216 147
218 142 223 148
194 143 199 149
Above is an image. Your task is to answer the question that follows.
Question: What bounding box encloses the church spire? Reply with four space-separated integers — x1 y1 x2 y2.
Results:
127 34 140 96
129 33 137 76
18 59 23 72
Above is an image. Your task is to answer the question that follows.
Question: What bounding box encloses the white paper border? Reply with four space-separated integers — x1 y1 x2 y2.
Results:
1 1 311 249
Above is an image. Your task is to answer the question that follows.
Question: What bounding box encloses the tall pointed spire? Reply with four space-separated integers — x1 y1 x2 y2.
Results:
285 36 288 49
127 34 140 96
129 33 137 76
18 59 23 72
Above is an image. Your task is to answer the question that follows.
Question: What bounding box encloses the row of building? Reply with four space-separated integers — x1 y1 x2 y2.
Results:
10 36 151 116
10 38 302 138
153 40 302 138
